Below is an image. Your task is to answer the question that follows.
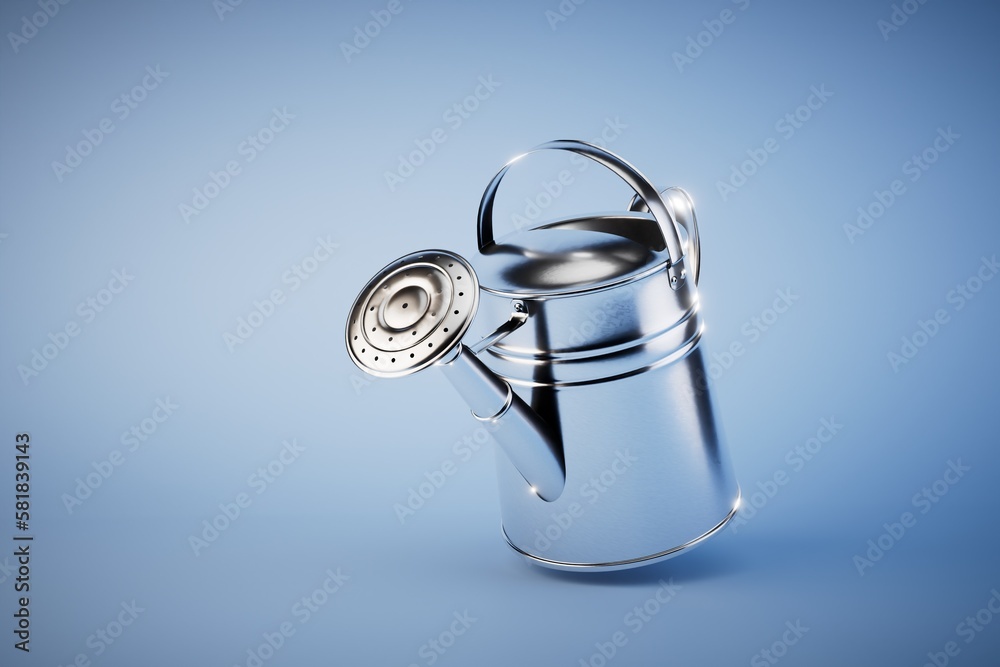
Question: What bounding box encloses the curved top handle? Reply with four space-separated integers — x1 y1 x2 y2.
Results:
629 186 701 286
476 140 688 289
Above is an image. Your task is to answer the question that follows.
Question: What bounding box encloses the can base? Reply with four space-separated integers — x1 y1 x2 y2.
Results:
502 494 741 572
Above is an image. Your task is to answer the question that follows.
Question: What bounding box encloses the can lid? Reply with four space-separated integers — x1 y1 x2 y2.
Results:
474 214 678 297
477 140 689 292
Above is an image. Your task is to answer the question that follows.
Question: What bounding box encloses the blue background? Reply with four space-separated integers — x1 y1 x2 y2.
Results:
1 0 999 665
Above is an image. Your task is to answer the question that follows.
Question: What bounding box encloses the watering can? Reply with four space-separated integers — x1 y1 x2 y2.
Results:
346 140 740 570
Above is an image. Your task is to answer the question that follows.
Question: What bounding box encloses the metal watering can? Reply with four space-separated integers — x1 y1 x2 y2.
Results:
346 140 740 571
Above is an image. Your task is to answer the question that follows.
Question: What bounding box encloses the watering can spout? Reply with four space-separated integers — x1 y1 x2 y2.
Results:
438 343 565 501
345 249 565 502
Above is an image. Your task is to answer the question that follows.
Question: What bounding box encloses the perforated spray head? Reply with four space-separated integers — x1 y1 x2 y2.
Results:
346 250 480 378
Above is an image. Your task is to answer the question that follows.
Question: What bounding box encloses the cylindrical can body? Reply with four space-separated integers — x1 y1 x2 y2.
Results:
472 261 740 570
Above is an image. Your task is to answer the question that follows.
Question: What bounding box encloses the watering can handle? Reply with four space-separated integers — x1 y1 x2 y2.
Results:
476 140 689 290
629 187 701 286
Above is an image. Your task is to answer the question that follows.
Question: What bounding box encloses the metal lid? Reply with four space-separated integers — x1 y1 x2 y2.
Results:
346 250 479 378
477 140 690 293
474 215 670 297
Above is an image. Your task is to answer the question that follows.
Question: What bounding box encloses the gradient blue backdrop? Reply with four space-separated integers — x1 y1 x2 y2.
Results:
1 0 998 665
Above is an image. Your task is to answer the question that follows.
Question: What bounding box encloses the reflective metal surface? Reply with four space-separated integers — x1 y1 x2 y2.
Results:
488 344 739 569
438 343 565 501
503 501 741 572
629 186 702 285
345 140 740 571
477 139 689 290
474 225 660 297
346 250 479 378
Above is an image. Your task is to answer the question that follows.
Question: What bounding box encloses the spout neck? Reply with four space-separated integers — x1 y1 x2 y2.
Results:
438 345 565 501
